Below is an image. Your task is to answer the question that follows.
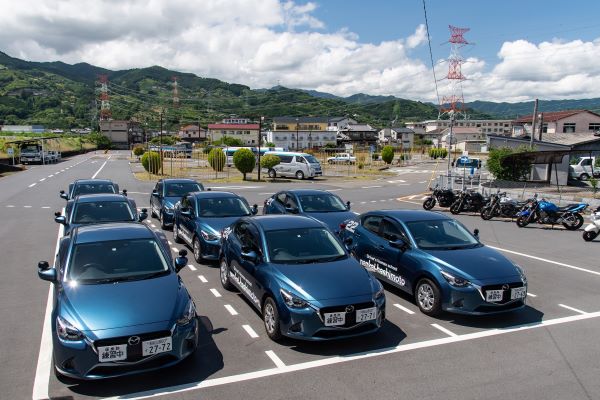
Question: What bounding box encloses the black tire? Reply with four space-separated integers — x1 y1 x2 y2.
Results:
219 258 235 291
583 230 598 241
160 212 169 230
422 198 435 210
415 278 442 316
193 237 203 263
151 206 157 218
173 223 184 243
450 201 462 215
562 213 584 230
295 170 305 180
268 169 276 179
262 297 282 341
580 173 590 181
480 207 494 220
516 216 529 228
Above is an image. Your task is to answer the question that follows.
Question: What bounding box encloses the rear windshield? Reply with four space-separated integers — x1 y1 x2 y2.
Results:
72 201 134 224
456 159 480 168
165 182 203 197
73 183 117 196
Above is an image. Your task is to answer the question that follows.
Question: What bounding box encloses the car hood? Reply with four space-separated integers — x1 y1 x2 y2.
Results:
163 197 180 208
303 211 356 232
271 258 374 301
423 245 520 281
60 274 181 331
199 216 242 235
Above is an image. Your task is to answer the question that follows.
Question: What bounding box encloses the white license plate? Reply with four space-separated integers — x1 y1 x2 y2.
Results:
485 289 504 302
356 307 377 322
324 312 346 326
142 337 172 356
98 344 127 362
511 287 527 300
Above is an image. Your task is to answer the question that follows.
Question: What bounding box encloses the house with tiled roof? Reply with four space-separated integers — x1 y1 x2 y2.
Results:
207 119 260 146
512 109 600 138
178 124 207 142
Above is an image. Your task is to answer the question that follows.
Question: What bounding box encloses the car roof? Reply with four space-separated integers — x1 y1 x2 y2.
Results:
252 215 325 231
285 189 338 196
73 194 129 202
74 223 153 244
73 179 115 185
264 151 308 156
368 209 450 223
161 178 199 184
192 191 239 199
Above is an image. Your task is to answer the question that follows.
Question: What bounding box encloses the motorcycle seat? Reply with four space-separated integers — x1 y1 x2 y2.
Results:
558 204 580 211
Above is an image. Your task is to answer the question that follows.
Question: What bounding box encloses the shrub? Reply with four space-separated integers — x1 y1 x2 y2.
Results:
260 154 281 180
428 148 448 159
264 142 276 148
381 146 394 164
202 146 212 154
487 146 532 181
132 144 145 158
208 148 226 172
233 148 256 180
358 162 364 170
150 135 176 145
213 137 244 147
141 151 161 174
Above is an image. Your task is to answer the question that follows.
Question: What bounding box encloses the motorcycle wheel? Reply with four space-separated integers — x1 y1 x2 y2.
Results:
480 207 494 220
423 198 435 210
450 202 462 215
516 216 529 228
563 214 584 230
583 231 598 241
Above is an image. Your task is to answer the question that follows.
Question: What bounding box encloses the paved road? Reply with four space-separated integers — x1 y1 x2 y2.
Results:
1 150 599 400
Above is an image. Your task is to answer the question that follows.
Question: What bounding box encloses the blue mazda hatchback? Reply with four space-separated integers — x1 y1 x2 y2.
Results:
37 223 199 380
219 215 385 341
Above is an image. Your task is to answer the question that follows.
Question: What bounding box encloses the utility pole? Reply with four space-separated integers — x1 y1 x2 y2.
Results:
447 112 455 181
295 118 299 150
258 116 263 181
530 98 538 149
159 109 164 175
538 112 544 141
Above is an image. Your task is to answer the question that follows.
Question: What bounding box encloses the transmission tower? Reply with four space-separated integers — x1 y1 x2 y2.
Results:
439 25 469 119
98 75 111 120
172 76 180 108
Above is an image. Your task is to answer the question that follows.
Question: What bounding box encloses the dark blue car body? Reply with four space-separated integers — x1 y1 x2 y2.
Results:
173 191 256 262
38 223 199 379
150 179 204 229
263 189 355 234
219 215 385 341
341 210 528 316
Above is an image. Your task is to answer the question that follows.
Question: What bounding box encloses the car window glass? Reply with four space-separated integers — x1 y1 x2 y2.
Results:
362 215 382 234
276 192 287 204
279 155 293 163
165 182 202 197
157 182 163 195
198 197 251 217
285 194 298 209
297 157 307 164
381 219 404 241
72 201 134 223
234 222 260 252
72 183 117 197
298 194 347 212
406 219 479 250
265 227 345 263
582 159 592 166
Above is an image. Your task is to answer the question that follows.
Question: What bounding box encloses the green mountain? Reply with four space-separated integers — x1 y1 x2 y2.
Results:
465 99 600 119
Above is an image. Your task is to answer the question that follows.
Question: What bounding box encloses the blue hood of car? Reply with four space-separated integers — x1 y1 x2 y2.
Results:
60 274 181 331
271 258 374 301
303 211 356 232
163 197 180 209
423 245 520 281
199 216 244 235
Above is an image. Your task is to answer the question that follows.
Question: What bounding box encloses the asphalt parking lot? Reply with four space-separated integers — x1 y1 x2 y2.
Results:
2 150 599 400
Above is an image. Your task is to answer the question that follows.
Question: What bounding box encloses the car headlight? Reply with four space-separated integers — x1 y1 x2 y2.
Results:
440 270 470 287
56 315 84 341
515 265 527 285
280 288 309 308
200 229 220 241
373 280 385 300
176 299 196 326
163 204 174 213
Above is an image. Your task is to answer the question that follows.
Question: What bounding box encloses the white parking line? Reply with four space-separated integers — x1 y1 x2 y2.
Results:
431 323 458 337
188 265 197 271
328 188 343 192
28 183 36 187
265 350 286 368
210 288 222 298
362 185 382 189
39 178 46 182
527 292 537 297
6 205 14 208
171 247 179 253
48 175 53 178
41 206 50 209
488 246 600 277
360 201 366 204
393 303 415 315
198 275 208 283
24 206 32 208
242 324 259 338
224 304 238 316
150 224 156 228
91 155 111 179
370 200 377 203
558 303 588 315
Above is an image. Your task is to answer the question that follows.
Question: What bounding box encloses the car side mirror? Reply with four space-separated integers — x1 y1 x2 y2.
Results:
151 190 159 197
38 261 56 282
473 228 480 238
389 238 409 251
138 209 148 222
175 250 188 272
54 215 67 225
346 201 351 210
241 250 258 263
122 189 128 196
251 204 258 215
59 190 68 200
180 208 191 217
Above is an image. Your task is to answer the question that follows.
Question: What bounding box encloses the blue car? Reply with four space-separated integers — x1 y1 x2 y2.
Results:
341 210 528 316
219 215 385 341
151 179 204 229
60 179 123 200
173 191 258 262
37 223 199 380
54 193 147 235
263 189 355 234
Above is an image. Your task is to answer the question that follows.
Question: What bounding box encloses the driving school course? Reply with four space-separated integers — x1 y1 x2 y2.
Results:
1 151 598 400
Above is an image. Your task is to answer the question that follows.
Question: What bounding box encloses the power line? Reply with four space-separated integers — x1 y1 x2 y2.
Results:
422 0 441 114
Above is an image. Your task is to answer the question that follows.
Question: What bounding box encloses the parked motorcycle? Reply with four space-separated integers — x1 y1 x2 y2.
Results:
480 191 530 220
583 206 600 241
450 189 488 214
423 185 457 210
516 197 587 230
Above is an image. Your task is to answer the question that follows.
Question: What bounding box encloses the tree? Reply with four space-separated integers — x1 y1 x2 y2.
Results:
132 144 145 159
260 154 281 180
141 151 161 174
381 145 394 164
208 148 226 172
264 142 276 148
150 135 176 145
213 137 244 147
487 146 532 181
87 133 112 149
233 148 255 180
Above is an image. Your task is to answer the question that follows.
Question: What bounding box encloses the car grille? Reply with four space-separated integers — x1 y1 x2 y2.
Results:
474 300 524 313
319 301 375 328
94 330 171 362
313 323 376 339
88 354 177 377
481 282 524 305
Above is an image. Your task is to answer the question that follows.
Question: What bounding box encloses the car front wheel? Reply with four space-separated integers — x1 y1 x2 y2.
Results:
415 278 442 316
173 223 183 243
262 297 282 341
295 170 305 180
193 237 203 263
220 258 235 290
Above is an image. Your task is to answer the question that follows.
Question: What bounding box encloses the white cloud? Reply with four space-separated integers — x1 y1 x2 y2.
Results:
2 1 600 103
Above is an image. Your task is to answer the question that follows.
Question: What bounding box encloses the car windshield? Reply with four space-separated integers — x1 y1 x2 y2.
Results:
304 155 319 164
165 182 203 197
72 201 134 224
298 194 347 212
198 197 251 217
264 227 346 263
405 219 480 250
67 239 169 283
456 159 480 168
72 183 117 197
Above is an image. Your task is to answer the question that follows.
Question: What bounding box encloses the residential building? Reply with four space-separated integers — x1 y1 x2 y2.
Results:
337 123 378 146
178 124 207 142
207 120 260 146
0 125 45 133
441 127 486 151
512 110 600 137
222 116 250 124
378 127 415 148
406 119 513 136
99 120 129 149
268 117 336 150
327 116 358 130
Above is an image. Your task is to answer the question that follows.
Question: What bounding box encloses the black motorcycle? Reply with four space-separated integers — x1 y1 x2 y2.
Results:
450 189 487 214
423 185 457 210
480 191 530 220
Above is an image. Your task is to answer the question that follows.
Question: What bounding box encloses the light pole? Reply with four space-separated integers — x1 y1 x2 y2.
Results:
295 118 299 150
258 116 263 181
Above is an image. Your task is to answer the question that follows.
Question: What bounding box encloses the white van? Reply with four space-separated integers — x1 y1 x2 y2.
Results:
453 157 482 182
263 151 322 180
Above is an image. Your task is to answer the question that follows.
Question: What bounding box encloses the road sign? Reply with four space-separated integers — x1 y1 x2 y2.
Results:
7 148 14 155
459 155 469 163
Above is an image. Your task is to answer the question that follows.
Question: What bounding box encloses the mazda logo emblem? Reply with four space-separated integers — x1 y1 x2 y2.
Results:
501 284 510 291
128 336 140 345
345 305 355 313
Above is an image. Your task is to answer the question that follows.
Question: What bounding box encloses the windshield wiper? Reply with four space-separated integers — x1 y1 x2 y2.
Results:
92 271 168 284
